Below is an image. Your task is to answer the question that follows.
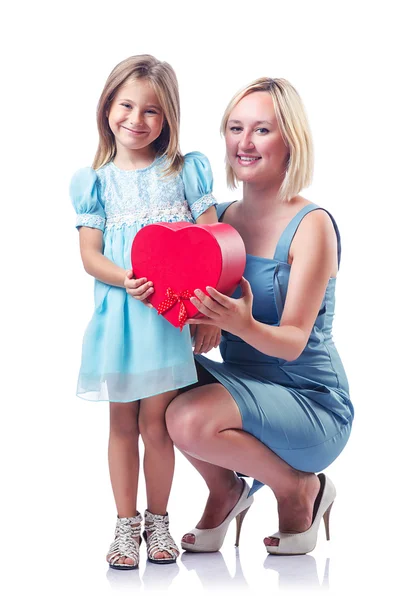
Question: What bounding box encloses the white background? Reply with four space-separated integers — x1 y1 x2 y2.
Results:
2 1 396 598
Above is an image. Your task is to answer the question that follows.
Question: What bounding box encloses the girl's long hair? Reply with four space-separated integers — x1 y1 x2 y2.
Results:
93 54 183 177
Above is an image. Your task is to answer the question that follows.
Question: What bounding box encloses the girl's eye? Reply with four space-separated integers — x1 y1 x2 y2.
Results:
121 103 132 109
145 109 158 114
230 126 242 132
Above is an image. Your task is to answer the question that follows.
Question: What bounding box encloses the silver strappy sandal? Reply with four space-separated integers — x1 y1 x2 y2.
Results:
107 513 142 570
143 510 180 564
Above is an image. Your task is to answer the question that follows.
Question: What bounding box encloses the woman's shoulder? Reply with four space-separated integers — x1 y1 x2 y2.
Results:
217 200 239 222
290 200 340 273
294 199 337 231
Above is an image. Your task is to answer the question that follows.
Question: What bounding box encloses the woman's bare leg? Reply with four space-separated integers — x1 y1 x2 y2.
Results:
166 384 320 546
180 451 244 526
107 401 140 565
174 361 245 530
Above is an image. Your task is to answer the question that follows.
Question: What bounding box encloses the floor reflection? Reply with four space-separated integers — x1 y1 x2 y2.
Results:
106 549 249 593
264 554 330 590
181 548 250 590
105 549 330 593
106 561 180 592
106 566 142 592
141 561 180 591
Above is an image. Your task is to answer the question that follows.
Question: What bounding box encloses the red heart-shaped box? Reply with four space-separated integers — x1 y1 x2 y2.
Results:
131 222 246 329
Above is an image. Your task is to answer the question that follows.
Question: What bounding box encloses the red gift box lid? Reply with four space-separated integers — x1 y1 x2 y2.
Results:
132 222 246 329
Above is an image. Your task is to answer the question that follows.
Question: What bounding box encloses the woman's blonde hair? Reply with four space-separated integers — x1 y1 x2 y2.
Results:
221 78 314 201
93 54 183 176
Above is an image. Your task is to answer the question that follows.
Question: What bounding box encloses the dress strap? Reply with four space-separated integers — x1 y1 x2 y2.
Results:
216 201 237 222
273 204 342 268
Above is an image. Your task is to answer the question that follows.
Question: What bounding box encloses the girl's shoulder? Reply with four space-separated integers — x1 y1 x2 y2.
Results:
95 162 113 181
182 151 211 168
180 151 216 212
70 166 98 193
181 151 213 182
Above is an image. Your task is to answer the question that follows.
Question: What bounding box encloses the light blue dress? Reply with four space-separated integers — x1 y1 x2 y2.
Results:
196 202 354 494
70 152 217 402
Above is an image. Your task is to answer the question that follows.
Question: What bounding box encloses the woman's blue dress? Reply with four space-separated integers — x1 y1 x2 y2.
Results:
196 202 354 492
70 152 217 402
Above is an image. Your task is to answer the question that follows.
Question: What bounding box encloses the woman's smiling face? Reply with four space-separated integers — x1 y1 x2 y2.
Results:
225 91 289 186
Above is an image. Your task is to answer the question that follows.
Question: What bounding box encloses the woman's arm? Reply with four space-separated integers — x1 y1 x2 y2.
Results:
78 227 127 287
188 209 338 361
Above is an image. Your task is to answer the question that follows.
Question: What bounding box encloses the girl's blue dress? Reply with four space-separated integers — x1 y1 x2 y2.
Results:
70 152 217 402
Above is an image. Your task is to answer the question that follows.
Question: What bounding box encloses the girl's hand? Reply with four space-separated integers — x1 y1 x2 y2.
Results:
187 277 254 338
124 269 154 307
192 324 221 354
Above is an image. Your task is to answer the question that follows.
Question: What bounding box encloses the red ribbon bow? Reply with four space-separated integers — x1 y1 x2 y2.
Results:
157 287 193 330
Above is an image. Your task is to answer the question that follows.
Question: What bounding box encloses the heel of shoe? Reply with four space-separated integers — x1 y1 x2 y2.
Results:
264 474 336 556
323 501 333 541
182 480 254 552
235 506 250 547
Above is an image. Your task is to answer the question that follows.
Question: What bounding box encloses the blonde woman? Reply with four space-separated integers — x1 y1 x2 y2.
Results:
70 55 219 569
165 78 354 556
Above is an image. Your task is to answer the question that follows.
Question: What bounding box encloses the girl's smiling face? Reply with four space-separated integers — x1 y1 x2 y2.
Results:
107 79 164 155
225 92 289 186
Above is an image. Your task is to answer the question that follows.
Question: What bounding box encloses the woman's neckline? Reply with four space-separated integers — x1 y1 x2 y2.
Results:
218 200 281 261
110 155 161 173
219 199 318 264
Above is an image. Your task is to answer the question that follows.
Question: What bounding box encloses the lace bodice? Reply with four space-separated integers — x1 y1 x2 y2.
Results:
70 152 217 231
98 159 193 229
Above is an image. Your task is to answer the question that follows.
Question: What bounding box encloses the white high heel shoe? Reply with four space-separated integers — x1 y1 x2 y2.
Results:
264 473 336 556
181 479 253 552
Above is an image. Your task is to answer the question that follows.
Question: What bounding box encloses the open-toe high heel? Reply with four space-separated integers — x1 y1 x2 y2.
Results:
264 473 336 556
181 479 253 553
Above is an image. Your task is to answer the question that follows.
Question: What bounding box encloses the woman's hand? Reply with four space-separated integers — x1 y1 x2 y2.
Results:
191 324 221 354
187 277 254 338
124 269 154 307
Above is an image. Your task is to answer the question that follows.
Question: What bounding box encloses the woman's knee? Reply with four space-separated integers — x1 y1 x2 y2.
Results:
166 392 213 451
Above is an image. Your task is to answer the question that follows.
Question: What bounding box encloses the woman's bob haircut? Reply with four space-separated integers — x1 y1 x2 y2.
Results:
221 77 314 201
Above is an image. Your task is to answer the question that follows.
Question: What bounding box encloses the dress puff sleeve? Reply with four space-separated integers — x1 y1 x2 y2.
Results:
181 152 217 221
70 167 106 232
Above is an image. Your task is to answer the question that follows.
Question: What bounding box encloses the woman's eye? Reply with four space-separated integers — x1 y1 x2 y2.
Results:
256 128 269 134
230 126 242 132
121 103 132 109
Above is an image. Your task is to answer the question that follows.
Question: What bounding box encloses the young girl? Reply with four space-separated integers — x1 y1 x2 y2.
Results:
70 55 219 569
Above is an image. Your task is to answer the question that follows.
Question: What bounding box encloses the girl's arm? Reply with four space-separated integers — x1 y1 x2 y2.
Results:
195 205 218 224
78 227 127 287
188 209 338 361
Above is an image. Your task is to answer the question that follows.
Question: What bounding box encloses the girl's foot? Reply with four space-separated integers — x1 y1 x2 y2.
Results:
182 476 244 545
107 513 142 569
144 510 180 563
264 473 321 547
